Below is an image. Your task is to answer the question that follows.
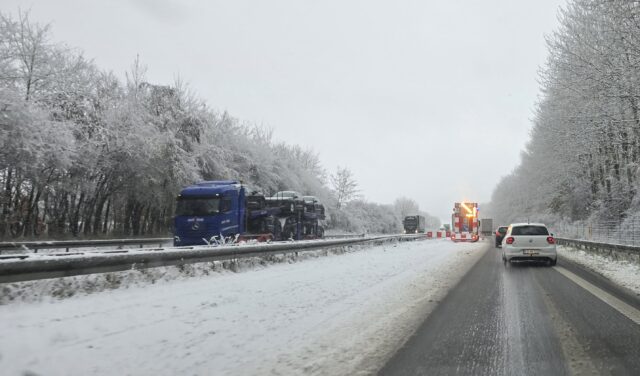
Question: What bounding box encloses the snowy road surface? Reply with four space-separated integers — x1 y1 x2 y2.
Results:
0 240 484 376
381 247 640 375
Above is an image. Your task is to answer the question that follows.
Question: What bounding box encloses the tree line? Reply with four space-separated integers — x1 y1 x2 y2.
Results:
488 0 640 230
0 11 438 239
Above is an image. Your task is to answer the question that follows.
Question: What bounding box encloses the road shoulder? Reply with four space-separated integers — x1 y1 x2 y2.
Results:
558 245 640 301
557 253 640 311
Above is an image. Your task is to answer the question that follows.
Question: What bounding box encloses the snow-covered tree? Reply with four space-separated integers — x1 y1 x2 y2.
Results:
394 197 420 219
0 10 403 239
330 167 360 210
489 0 640 230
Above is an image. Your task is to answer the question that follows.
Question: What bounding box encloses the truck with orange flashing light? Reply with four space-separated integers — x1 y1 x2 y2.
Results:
451 202 479 242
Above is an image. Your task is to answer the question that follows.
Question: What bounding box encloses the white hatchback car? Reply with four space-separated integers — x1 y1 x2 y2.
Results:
501 223 557 266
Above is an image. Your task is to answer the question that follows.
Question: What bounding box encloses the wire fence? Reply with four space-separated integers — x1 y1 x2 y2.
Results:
555 219 640 246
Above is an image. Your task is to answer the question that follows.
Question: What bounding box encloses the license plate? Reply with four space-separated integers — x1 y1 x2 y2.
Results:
523 249 539 255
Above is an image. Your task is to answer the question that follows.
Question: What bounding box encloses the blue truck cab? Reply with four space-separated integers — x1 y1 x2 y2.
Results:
174 180 325 246
173 181 249 246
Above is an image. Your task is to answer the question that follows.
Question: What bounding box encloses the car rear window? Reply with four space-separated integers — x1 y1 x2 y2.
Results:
498 227 507 234
511 225 549 236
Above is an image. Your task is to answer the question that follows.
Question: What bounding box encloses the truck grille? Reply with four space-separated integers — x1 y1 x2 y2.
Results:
177 223 218 237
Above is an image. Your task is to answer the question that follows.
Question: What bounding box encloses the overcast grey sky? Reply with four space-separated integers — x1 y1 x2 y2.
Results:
2 0 567 221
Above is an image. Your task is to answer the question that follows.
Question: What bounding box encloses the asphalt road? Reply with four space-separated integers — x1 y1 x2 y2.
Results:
379 243 640 375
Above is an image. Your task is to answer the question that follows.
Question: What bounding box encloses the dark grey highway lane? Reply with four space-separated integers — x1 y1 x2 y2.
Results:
379 244 640 375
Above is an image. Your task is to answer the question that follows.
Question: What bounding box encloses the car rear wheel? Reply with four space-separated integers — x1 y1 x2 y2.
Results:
548 258 557 266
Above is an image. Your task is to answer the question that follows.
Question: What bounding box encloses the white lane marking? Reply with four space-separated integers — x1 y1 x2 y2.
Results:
554 266 640 326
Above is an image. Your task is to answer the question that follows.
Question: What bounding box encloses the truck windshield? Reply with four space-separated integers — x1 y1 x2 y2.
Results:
175 197 221 216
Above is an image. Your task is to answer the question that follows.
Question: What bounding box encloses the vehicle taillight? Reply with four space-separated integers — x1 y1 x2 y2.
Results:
506 237 514 244
495 231 500 236
547 236 555 244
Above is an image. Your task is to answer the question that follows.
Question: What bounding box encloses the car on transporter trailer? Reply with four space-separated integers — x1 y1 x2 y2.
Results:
501 223 557 266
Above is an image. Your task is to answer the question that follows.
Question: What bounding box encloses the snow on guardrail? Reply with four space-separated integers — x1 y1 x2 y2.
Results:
0 237 172 253
0 234 367 254
0 234 425 283
555 237 640 264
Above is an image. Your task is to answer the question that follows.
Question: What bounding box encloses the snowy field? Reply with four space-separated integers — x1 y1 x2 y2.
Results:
558 245 640 295
0 239 485 376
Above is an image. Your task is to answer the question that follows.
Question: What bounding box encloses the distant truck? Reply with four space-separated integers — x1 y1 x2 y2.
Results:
173 181 325 246
451 202 479 242
480 218 493 236
403 215 426 234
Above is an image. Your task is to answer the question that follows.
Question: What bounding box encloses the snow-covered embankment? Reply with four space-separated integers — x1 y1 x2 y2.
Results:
558 245 640 295
0 239 485 375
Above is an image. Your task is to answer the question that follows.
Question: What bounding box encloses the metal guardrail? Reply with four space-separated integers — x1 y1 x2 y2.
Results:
0 234 366 253
0 238 172 253
0 234 425 283
556 237 640 258
324 233 365 239
556 237 640 253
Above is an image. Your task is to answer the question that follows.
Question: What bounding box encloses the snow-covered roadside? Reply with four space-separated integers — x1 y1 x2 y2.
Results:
558 245 640 295
1 241 414 304
0 240 485 376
